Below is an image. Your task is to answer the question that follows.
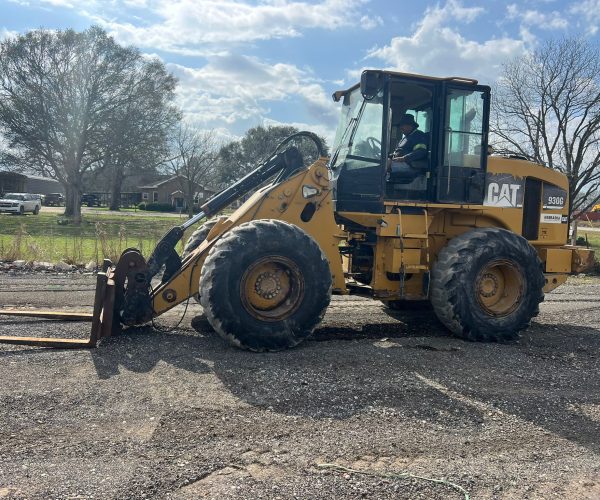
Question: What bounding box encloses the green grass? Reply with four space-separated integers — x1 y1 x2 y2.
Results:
0 212 203 264
578 229 600 253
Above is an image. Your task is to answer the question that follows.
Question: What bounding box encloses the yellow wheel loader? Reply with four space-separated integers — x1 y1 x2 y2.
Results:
0 70 594 350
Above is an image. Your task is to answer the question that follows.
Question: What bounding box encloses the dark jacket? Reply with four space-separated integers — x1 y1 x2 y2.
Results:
393 128 428 163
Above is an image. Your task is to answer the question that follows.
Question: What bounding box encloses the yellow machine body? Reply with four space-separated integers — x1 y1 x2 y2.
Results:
152 154 592 317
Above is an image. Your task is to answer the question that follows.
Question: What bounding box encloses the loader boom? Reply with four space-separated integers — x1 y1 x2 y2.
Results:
146 132 320 281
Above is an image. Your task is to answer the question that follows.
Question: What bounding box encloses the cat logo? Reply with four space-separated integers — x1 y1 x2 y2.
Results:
487 183 521 207
484 174 524 208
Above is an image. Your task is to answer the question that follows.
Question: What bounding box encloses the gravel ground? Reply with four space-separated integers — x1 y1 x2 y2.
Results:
0 273 599 499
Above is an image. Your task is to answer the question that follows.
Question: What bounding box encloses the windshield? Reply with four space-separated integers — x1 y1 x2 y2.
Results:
329 88 384 170
3 193 23 200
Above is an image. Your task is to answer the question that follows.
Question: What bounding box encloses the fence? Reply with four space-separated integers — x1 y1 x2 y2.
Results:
0 216 190 265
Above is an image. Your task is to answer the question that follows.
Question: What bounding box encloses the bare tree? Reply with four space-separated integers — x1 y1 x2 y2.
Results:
491 38 600 224
167 125 218 218
0 27 177 221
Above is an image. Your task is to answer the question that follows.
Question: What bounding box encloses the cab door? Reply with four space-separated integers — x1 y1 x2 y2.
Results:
436 84 490 204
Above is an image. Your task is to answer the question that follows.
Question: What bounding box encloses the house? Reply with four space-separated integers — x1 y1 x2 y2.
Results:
139 175 215 209
0 171 26 194
25 174 64 195
0 171 64 195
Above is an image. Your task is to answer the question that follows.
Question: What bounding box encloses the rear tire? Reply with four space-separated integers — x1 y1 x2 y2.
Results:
430 227 544 342
200 220 332 351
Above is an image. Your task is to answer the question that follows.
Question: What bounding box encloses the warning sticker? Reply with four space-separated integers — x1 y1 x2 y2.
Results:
540 214 566 224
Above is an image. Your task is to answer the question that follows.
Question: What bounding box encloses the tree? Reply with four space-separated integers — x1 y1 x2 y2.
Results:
0 26 178 220
491 38 600 223
215 125 328 186
98 60 180 211
167 124 218 218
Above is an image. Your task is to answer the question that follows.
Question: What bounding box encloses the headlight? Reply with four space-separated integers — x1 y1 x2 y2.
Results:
12 203 18 207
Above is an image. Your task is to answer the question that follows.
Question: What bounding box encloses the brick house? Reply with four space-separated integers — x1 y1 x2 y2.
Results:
139 175 215 209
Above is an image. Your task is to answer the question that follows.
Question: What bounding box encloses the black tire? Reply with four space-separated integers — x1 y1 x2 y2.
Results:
430 227 544 342
33 205 40 215
181 216 226 260
18 206 24 215
199 219 332 351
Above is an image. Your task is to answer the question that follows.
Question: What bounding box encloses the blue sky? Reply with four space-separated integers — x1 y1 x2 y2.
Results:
1 0 599 145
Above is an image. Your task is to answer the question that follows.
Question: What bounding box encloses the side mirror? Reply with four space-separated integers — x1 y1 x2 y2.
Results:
360 70 383 100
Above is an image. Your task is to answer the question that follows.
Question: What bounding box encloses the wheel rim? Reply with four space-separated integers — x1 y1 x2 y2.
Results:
475 259 524 316
240 255 304 322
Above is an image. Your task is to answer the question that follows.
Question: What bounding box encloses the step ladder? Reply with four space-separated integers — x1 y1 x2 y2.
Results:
397 208 431 297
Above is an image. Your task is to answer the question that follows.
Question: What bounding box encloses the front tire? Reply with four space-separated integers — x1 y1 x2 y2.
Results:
181 216 226 260
199 220 332 351
430 228 544 342
33 205 40 215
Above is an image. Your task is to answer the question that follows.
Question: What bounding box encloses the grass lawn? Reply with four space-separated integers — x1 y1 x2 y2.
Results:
0 212 204 264
578 229 600 254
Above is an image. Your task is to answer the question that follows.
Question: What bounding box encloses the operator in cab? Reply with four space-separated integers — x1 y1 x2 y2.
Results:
388 113 428 183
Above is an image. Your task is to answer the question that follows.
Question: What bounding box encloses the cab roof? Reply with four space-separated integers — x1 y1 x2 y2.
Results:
332 69 481 102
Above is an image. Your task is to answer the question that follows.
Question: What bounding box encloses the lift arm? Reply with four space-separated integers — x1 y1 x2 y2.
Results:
146 146 305 280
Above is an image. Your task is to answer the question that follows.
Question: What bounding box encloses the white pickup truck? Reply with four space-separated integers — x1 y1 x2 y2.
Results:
0 193 41 215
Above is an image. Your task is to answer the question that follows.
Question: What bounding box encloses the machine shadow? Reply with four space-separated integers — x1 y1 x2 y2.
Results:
89 326 216 380
87 313 599 455
201 315 600 455
314 304 451 341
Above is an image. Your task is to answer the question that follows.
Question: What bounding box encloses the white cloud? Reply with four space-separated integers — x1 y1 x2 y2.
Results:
0 28 19 41
262 117 336 146
35 0 379 55
365 0 528 84
570 0 600 35
359 15 383 30
166 54 338 136
506 3 568 30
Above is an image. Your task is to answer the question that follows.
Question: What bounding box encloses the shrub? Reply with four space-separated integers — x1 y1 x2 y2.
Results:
143 202 176 212
137 202 147 210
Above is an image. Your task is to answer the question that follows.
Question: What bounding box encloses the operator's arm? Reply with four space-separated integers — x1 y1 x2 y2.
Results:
394 131 428 162
402 143 427 162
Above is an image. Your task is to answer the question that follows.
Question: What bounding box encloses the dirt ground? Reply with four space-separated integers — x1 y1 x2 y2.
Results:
0 272 598 499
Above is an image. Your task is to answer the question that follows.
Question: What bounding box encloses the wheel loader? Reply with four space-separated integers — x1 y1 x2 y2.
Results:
0 70 594 351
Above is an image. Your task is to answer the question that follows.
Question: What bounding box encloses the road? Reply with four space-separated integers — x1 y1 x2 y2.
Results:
0 273 599 499
41 206 186 218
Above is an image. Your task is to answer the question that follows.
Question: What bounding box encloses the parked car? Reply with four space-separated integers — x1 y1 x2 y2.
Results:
43 193 64 206
81 193 101 207
0 193 41 215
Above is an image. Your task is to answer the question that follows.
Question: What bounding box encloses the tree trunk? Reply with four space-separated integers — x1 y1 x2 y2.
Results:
63 181 82 223
110 167 124 211
186 181 194 218
187 195 194 218
570 219 579 246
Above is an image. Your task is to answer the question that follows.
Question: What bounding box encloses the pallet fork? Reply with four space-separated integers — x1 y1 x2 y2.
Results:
0 260 118 348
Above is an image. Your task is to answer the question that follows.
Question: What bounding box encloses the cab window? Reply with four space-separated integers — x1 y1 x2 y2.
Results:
444 89 485 170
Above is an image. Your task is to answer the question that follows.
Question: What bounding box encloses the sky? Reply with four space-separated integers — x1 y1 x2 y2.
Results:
1 0 600 146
